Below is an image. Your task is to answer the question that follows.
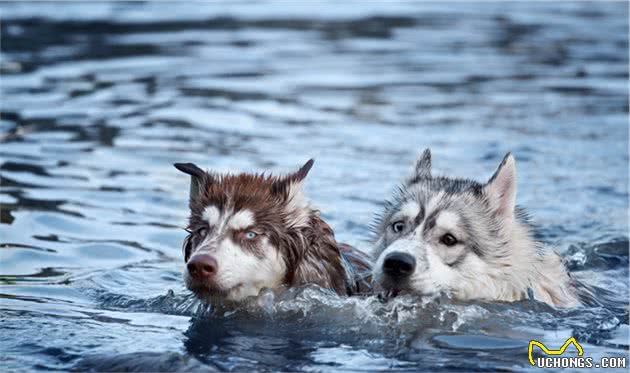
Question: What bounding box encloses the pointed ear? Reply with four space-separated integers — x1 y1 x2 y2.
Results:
174 162 208 200
272 159 314 209
408 148 431 183
483 153 517 219
291 158 314 184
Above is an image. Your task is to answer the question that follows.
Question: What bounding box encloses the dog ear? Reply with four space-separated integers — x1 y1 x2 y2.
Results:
484 153 517 219
272 159 315 200
174 162 208 200
271 159 314 218
409 148 431 183
290 158 314 184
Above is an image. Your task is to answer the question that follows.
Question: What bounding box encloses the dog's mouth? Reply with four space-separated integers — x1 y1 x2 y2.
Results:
377 276 411 295
377 282 410 300
378 280 443 302
378 278 438 300
188 282 244 301
376 288 401 302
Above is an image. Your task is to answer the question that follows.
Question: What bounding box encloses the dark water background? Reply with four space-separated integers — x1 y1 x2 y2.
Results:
1 2 628 371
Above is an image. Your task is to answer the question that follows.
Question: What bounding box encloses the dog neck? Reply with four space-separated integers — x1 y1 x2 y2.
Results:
279 212 349 294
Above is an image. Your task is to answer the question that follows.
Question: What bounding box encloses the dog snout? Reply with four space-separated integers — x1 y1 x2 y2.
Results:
383 252 416 278
187 254 218 280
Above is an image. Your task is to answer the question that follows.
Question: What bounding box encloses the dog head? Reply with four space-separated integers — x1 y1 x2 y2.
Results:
175 160 316 302
371 149 520 299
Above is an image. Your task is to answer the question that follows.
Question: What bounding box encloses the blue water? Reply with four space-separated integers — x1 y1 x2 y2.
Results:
1 2 628 371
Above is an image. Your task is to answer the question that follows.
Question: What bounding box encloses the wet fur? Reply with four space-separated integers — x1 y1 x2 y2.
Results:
176 161 371 302
371 149 580 308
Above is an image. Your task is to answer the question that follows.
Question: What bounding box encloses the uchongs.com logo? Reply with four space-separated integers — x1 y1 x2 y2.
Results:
528 337 627 369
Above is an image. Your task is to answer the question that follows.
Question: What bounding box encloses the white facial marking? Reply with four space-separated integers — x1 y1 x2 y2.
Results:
425 192 444 213
212 237 286 301
413 243 457 291
392 201 420 222
203 206 220 226
435 211 460 232
228 209 255 230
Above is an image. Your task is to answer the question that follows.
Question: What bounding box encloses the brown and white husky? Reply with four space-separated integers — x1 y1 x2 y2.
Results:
175 160 371 303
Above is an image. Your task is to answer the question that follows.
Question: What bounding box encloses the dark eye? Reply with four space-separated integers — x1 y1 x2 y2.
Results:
440 233 458 246
196 227 208 237
391 221 405 233
244 231 257 239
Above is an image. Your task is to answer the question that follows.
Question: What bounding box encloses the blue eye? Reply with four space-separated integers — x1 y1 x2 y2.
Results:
196 227 208 237
244 231 257 239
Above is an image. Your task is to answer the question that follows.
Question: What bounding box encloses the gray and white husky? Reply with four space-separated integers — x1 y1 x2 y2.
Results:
371 149 580 307
174 160 371 303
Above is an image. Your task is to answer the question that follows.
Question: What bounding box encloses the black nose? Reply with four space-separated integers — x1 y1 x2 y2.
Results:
383 252 416 278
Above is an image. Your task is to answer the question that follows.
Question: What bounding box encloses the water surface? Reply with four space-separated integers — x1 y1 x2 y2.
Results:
1 2 628 371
